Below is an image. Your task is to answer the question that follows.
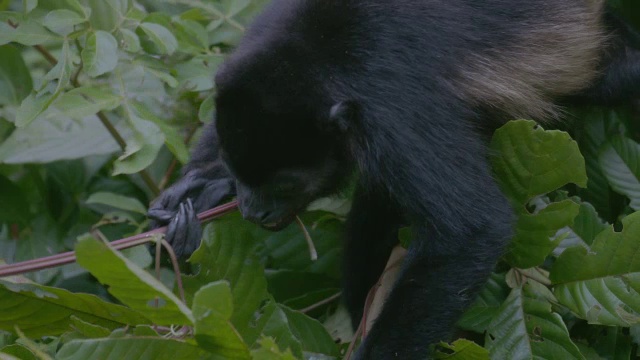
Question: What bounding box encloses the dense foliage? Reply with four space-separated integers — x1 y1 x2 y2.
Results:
0 0 639 359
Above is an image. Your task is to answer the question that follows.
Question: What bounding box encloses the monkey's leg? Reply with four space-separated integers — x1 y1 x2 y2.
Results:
342 185 402 329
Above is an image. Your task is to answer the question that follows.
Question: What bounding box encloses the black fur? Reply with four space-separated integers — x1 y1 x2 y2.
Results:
150 1 640 358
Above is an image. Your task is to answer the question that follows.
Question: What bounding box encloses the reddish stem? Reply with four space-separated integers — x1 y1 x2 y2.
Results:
0 201 238 277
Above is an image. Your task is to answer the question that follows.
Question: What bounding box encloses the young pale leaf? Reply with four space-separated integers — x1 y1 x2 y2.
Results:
118 28 141 53
85 191 147 215
54 86 121 120
0 280 150 337
10 19 57 45
75 235 194 326
192 281 251 359
0 111 121 163
57 338 221 360
506 199 580 268
434 339 489 360
486 285 584 360
199 94 215 123
112 115 164 175
551 211 640 326
138 23 178 55
15 92 58 127
175 56 222 91
491 120 587 205
81 30 118 77
0 45 33 106
599 136 640 210
42 9 86 35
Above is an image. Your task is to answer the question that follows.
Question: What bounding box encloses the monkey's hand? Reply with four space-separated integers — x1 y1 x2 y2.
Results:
148 171 236 257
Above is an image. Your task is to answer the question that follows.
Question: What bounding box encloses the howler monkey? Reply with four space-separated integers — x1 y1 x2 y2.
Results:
149 1 640 358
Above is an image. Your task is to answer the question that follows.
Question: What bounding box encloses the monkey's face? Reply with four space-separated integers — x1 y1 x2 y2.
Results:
214 91 353 231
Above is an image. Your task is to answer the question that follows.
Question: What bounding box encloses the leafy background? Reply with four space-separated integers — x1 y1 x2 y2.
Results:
0 0 639 359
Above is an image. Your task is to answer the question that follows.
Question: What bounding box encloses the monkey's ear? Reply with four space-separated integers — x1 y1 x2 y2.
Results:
326 100 359 133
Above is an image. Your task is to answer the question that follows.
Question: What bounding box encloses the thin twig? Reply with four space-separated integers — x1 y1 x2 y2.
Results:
300 292 342 313
295 216 318 261
0 201 238 277
161 239 187 304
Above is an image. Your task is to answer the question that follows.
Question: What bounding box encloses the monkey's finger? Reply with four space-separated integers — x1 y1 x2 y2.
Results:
182 198 203 256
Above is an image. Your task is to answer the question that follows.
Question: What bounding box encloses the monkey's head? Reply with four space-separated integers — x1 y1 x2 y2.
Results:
214 55 356 230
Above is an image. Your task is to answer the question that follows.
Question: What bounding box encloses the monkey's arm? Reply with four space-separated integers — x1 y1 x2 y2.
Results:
148 121 236 257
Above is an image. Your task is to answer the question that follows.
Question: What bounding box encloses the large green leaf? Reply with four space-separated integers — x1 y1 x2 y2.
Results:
506 200 580 268
192 281 250 359
0 45 32 106
486 284 584 360
551 211 640 326
599 136 640 210
491 120 587 205
458 274 510 333
0 280 149 337
185 213 270 345
435 339 489 360
75 235 194 326
56 337 222 360
491 120 587 267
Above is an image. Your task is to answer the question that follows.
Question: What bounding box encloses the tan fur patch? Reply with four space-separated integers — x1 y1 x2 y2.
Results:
459 0 608 121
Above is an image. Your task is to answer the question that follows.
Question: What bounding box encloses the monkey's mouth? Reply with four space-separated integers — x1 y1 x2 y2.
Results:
261 214 296 231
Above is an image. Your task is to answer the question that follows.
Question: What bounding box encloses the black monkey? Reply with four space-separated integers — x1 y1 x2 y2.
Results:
149 1 640 358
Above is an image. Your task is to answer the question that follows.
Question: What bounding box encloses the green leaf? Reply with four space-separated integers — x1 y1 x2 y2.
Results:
118 28 140 53
458 274 510 333
435 339 489 360
198 94 215 124
54 86 121 120
56 337 220 360
69 316 111 338
0 45 33 106
551 211 640 326
251 337 297 360
486 285 584 360
506 200 580 268
0 280 149 337
192 281 250 359
0 110 121 164
15 91 58 128
75 235 194 326
279 306 339 356
10 19 57 45
175 56 223 91
491 120 587 205
186 213 270 346
138 23 177 55
129 101 189 164
81 30 118 77
42 9 86 35
85 0 129 31
0 175 30 223
85 191 147 215
42 38 72 95
0 344 36 360
112 115 164 175
599 136 640 211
